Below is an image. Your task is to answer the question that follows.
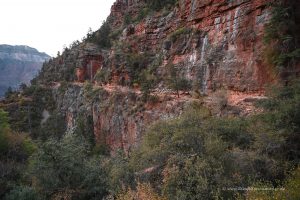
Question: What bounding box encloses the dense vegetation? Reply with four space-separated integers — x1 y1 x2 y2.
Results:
145 0 178 11
86 21 112 49
0 109 36 199
1 78 299 199
264 0 300 74
126 80 300 199
85 0 179 48
1 0 300 199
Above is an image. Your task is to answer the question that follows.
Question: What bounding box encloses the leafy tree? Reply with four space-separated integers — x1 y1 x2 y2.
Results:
255 79 300 164
117 183 167 200
140 76 156 102
87 21 111 48
207 117 253 150
166 64 191 97
28 134 108 199
7 85 56 136
128 91 299 199
0 109 36 199
264 0 300 72
126 53 150 86
245 167 300 200
107 150 135 196
74 114 95 145
38 111 66 141
5 186 39 200
130 105 237 199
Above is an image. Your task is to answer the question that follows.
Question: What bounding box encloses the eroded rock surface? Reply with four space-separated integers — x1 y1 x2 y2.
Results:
0 45 50 96
36 0 272 152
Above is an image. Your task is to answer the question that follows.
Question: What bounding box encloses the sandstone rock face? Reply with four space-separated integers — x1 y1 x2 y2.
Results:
38 43 105 84
38 0 273 152
0 45 50 97
109 0 271 94
54 84 188 153
92 91 186 153
76 55 104 82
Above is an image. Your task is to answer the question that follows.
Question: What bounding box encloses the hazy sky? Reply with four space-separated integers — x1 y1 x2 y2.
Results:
0 0 116 56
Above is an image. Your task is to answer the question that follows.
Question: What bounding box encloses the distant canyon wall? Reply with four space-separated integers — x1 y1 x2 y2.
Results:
0 45 50 96
37 0 272 153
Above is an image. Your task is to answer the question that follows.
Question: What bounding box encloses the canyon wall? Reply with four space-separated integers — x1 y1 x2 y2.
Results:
37 0 272 152
0 45 50 97
109 0 271 93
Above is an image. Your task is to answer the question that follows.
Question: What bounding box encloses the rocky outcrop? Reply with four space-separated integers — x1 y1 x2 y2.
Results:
53 83 189 153
76 54 104 82
38 43 105 84
0 45 50 97
109 0 271 93
36 0 273 153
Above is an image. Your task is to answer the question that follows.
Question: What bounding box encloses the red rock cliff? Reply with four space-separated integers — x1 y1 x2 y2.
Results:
108 0 271 93
40 0 273 153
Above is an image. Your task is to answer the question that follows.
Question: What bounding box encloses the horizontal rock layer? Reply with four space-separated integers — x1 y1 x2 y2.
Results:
37 0 272 152
0 45 50 97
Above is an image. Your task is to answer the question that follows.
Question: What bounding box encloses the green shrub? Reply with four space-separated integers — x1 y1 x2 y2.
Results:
175 78 192 91
5 186 39 200
83 81 93 99
21 138 37 156
92 143 110 156
0 110 37 198
117 183 167 200
141 77 156 102
166 64 192 97
245 167 300 200
130 104 245 199
0 109 10 154
255 80 300 163
169 27 192 42
28 134 108 199
128 84 300 199
145 0 178 11
110 28 123 41
148 95 160 104
95 68 112 85
126 53 150 86
0 130 9 155
208 117 253 149
264 0 300 72
107 151 135 195
124 13 132 25
136 8 151 22
86 20 111 48
58 80 69 94
139 54 162 101
140 82 151 100
37 112 66 140
74 114 95 145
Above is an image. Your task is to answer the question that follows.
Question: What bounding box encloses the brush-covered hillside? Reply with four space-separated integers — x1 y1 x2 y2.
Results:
0 0 300 199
